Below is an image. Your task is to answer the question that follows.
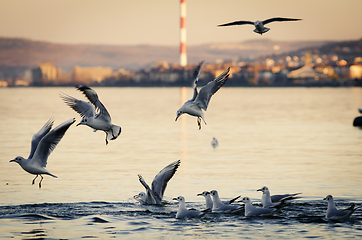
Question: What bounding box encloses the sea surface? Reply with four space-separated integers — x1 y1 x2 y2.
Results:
0 87 361 239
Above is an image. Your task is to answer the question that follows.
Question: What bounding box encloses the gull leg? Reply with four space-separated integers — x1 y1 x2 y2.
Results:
38 175 43 189
105 133 109 145
32 175 39 185
197 117 202 130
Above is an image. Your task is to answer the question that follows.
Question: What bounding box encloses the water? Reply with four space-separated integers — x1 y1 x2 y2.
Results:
0 87 361 239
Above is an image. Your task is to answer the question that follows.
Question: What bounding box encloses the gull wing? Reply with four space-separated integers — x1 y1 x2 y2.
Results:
227 195 241 204
60 93 96 118
272 193 302 202
190 61 204 101
218 20 254 27
330 204 356 219
151 160 181 200
138 174 157 204
194 68 230 110
30 118 75 167
28 118 54 159
262 17 301 25
75 85 111 121
250 207 275 216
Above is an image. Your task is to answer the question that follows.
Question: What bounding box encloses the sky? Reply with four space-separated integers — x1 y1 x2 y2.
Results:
1 0 361 46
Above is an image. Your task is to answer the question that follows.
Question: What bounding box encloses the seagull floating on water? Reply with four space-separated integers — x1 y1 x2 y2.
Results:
211 137 218 149
135 160 181 205
197 191 213 209
198 190 241 210
240 197 278 217
324 195 357 220
210 190 241 212
60 85 121 145
218 17 302 35
173 196 208 219
172 196 209 219
175 61 230 130
10 118 75 188
257 186 301 208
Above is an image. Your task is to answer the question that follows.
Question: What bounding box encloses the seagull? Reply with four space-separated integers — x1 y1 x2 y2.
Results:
134 160 181 205
240 197 278 217
60 85 121 145
211 137 218 149
198 190 241 210
197 191 213 209
10 118 75 188
173 196 207 219
324 195 357 220
210 190 241 212
257 186 301 208
175 62 230 130
218 17 302 35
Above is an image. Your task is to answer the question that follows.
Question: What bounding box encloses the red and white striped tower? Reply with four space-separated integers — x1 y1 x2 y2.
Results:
180 0 187 67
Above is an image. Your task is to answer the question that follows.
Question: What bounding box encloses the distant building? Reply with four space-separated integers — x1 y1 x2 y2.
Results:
32 62 61 85
0 80 8 87
287 65 322 80
350 65 362 79
71 66 113 84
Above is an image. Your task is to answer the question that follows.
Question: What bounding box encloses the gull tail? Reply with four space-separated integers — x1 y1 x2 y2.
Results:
106 125 122 141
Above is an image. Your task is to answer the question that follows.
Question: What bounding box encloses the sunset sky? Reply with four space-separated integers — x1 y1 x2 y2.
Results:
1 0 361 46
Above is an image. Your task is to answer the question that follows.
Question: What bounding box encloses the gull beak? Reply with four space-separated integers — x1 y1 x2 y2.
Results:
175 116 179 121
9 159 15 162
134 195 139 199
76 122 81 127
172 197 178 200
256 188 262 192
323 197 326 200
197 193 202 196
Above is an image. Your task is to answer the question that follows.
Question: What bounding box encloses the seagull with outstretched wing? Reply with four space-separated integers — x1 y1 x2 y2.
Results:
60 85 121 145
176 62 230 129
134 160 181 205
10 118 75 188
218 17 302 35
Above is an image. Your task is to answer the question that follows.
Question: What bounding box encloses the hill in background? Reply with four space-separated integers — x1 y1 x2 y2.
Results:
0 37 329 71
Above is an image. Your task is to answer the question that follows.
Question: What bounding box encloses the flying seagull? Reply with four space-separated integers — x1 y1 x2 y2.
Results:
173 196 208 219
135 160 181 205
60 85 121 145
324 195 357 220
10 118 75 188
218 17 302 35
175 62 230 129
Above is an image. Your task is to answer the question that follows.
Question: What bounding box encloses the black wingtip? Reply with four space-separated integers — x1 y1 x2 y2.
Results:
75 84 91 91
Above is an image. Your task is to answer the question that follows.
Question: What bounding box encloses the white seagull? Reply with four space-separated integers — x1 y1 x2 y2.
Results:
324 195 357 220
135 160 181 205
60 85 121 145
210 190 241 212
10 118 75 188
173 196 207 219
240 197 278 217
198 190 241 210
175 62 230 130
197 191 213 209
257 186 301 208
218 17 302 35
